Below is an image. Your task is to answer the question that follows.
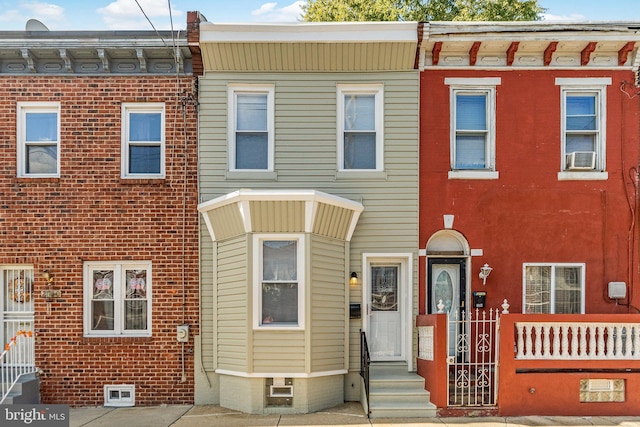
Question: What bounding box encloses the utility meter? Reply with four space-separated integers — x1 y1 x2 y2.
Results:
176 325 189 342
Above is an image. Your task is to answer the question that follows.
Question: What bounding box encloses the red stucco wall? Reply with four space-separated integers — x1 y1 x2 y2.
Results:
419 69 640 315
498 314 640 416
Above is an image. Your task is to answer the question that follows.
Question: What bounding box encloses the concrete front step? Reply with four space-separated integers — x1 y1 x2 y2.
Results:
1 372 40 405
369 400 438 418
367 362 436 418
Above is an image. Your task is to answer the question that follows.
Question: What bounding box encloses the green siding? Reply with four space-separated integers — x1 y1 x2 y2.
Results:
199 70 419 373
252 331 306 372
216 235 249 372
310 235 347 372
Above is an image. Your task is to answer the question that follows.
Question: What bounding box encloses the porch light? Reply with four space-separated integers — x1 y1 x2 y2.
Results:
479 263 493 285
349 272 358 286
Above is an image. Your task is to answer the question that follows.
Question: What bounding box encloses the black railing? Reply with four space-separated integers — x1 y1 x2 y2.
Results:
359 329 371 416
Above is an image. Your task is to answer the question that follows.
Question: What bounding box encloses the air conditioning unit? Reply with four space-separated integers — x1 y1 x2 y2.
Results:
566 151 596 170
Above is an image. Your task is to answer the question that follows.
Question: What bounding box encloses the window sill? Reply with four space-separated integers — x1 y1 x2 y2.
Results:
16 177 60 184
226 170 278 180
335 170 387 180
254 325 304 331
448 170 499 180
81 335 152 343
558 171 608 181
119 178 166 185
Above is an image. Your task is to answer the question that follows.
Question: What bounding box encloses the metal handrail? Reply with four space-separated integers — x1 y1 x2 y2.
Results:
0 330 36 404
359 329 371 416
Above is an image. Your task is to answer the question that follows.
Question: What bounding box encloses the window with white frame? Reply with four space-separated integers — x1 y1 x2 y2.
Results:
254 235 304 329
523 263 584 314
228 84 274 171
557 78 610 174
17 102 60 177
445 78 500 175
84 261 152 336
337 84 384 171
121 103 165 178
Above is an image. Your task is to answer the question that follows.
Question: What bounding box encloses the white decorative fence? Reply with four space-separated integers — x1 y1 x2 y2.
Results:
515 322 640 360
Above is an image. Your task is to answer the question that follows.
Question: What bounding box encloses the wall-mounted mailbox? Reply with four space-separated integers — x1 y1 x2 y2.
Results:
350 303 361 319
473 291 487 308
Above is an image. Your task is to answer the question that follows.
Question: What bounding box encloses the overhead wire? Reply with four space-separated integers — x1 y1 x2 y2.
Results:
134 0 196 383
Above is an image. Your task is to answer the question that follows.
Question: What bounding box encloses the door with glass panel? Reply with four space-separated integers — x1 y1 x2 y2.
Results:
1 266 35 366
428 259 466 356
368 263 403 361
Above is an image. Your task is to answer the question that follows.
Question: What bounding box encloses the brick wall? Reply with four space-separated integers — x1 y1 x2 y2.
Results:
0 75 199 406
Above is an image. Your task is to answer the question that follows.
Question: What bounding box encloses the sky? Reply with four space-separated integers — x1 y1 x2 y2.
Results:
0 0 639 32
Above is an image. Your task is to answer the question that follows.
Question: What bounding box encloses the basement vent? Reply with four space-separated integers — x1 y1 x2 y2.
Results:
580 379 624 403
104 384 135 407
588 379 614 392
265 377 293 408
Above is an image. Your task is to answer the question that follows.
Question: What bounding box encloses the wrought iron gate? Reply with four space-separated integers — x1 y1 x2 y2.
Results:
448 307 500 406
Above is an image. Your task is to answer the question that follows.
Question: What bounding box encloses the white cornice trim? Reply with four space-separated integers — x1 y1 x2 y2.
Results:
200 21 417 43
198 189 363 214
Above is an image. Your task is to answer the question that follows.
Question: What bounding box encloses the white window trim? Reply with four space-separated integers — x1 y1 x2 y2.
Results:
337 84 384 172
253 234 305 330
228 84 275 172
445 78 500 177
83 261 152 337
121 103 166 179
556 78 610 180
522 262 586 314
17 102 61 178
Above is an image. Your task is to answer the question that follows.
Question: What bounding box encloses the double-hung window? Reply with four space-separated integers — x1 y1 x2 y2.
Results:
228 84 274 171
556 78 610 179
17 102 60 177
445 78 500 179
337 84 384 171
84 261 152 336
523 263 585 314
121 103 165 178
254 235 304 329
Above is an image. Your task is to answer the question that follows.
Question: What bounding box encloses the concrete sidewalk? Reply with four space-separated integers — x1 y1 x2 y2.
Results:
69 402 640 427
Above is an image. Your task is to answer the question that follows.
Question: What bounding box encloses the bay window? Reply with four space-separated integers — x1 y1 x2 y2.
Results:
254 235 304 329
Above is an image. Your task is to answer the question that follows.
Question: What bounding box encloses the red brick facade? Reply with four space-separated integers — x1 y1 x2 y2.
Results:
0 75 199 406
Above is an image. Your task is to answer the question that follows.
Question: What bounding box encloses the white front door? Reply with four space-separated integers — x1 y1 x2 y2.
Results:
1 266 35 365
429 259 466 356
367 262 404 361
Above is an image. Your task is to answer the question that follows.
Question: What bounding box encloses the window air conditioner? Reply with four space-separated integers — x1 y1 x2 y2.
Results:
566 151 596 170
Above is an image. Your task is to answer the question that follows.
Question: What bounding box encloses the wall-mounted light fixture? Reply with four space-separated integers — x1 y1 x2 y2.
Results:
479 263 493 285
41 269 61 301
349 272 358 286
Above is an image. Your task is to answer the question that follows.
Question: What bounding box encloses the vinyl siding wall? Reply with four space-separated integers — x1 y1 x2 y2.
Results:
216 234 249 372
310 235 348 372
199 71 419 374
